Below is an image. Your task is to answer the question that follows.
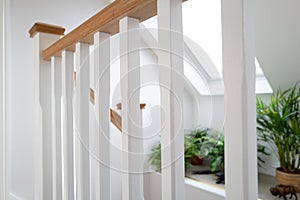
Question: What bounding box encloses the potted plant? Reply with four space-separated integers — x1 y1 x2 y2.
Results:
257 84 300 191
185 128 210 167
205 134 225 184
148 128 210 171
148 143 162 171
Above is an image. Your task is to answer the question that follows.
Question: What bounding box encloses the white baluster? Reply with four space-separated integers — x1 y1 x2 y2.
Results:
61 50 75 200
157 0 185 199
74 43 90 200
94 32 111 200
119 16 144 200
222 0 258 199
0 1 4 199
51 56 62 200
33 32 61 200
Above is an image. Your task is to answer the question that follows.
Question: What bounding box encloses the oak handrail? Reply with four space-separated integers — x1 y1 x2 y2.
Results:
74 71 145 131
110 109 122 132
89 88 145 132
29 22 65 38
42 0 186 60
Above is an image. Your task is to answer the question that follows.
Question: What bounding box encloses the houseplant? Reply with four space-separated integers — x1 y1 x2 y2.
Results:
202 132 269 184
205 134 225 184
257 84 300 191
185 128 210 166
148 128 210 171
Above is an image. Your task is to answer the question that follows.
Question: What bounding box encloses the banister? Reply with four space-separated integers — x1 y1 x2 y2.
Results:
116 102 146 110
73 72 146 131
41 0 187 60
29 22 65 38
89 88 146 132
110 109 122 132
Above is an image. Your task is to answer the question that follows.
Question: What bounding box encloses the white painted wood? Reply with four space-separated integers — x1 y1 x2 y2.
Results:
74 43 90 200
157 0 185 200
119 16 144 200
61 51 75 200
51 56 62 200
0 0 4 199
33 33 61 200
221 0 258 199
93 32 111 200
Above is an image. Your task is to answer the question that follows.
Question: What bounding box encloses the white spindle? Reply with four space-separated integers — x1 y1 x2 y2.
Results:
51 56 62 200
119 16 144 200
0 1 4 198
94 32 111 199
61 50 75 200
222 0 258 199
74 43 90 200
157 0 185 199
33 32 61 200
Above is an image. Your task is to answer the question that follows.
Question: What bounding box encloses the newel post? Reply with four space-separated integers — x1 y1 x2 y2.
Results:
29 22 65 200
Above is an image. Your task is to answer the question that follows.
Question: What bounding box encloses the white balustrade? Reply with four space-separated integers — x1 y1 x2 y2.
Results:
61 50 75 200
74 43 90 200
119 16 144 200
221 0 258 199
30 1 192 199
157 0 185 199
94 32 111 200
51 56 62 200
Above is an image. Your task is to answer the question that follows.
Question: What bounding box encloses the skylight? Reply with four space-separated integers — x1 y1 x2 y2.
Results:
182 0 273 94
142 0 273 95
183 0 223 77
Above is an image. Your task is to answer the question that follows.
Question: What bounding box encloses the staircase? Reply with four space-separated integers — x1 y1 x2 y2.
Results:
29 0 186 199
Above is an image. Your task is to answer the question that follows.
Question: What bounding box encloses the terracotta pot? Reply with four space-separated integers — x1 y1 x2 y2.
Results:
276 168 300 192
190 156 203 165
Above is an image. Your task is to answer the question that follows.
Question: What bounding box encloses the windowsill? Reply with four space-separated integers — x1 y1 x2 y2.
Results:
185 165 299 200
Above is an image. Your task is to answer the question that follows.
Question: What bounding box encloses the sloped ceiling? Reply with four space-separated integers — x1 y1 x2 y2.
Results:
256 0 300 91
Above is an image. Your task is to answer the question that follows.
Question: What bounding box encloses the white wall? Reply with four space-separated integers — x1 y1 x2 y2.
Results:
197 95 225 131
144 173 225 200
6 0 110 199
183 89 195 131
256 0 300 91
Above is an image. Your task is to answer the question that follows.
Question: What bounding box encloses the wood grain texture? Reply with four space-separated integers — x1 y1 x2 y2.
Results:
89 88 145 131
110 109 122 132
29 22 65 38
42 0 186 60
116 102 146 110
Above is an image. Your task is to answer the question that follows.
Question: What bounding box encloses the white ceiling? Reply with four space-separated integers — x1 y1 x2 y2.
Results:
256 0 300 90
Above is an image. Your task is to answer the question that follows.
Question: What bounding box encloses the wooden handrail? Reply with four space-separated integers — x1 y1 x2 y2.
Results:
110 109 122 132
29 22 65 38
116 102 146 110
89 88 145 131
73 72 145 130
42 0 186 60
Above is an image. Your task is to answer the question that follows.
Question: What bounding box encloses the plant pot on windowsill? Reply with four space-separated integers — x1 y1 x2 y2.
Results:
190 156 203 165
276 168 300 192
257 84 300 192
